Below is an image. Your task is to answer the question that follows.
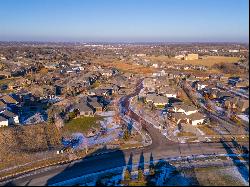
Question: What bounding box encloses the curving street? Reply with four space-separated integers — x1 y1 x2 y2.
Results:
0 79 248 186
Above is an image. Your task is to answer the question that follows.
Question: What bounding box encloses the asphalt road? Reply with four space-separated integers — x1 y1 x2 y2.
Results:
1 79 248 186
1 122 247 186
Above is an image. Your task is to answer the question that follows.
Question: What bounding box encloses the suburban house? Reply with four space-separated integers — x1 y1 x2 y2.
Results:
157 86 177 98
0 110 19 125
216 91 231 101
100 70 113 77
0 71 12 78
194 81 209 91
187 112 206 126
170 110 205 126
0 95 19 105
170 113 188 124
224 97 239 109
206 89 219 99
0 116 8 127
145 94 168 108
143 78 156 88
88 100 103 112
106 100 116 111
236 99 249 112
75 102 94 117
170 103 198 115
0 100 7 111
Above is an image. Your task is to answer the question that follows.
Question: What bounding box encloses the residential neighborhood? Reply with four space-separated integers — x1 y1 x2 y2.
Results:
0 0 249 185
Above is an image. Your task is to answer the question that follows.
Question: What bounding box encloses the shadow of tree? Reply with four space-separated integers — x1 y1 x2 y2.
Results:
220 139 249 183
126 152 133 173
123 152 199 186
231 138 249 164
138 151 145 172
46 147 126 186
145 157 199 186
3 148 204 186
3 181 16 186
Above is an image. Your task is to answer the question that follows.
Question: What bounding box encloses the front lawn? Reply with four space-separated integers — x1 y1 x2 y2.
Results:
63 116 103 135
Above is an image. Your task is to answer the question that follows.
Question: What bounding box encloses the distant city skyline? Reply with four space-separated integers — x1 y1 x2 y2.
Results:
0 0 249 43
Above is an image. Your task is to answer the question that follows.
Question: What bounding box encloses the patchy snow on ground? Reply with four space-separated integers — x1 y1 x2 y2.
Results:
173 129 180 136
65 111 123 150
23 113 45 125
67 129 122 150
220 165 249 186
237 115 249 122
214 105 224 112
196 128 205 136
98 111 116 117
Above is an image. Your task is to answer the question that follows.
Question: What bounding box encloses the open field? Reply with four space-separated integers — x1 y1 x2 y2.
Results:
94 58 154 74
144 55 240 67
105 62 154 74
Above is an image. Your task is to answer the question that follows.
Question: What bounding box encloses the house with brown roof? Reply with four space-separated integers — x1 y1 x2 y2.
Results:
0 100 7 111
0 95 19 105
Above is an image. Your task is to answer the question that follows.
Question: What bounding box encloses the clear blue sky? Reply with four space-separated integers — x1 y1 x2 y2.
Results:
0 0 249 42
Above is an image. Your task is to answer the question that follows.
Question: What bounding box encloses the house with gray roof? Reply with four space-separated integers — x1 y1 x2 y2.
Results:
145 94 168 108
75 102 94 117
171 103 198 115
88 100 103 112
0 116 8 127
187 112 206 126
157 86 177 98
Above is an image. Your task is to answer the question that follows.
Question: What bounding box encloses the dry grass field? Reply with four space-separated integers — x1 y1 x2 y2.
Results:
94 59 154 74
106 62 154 74
145 55 240 67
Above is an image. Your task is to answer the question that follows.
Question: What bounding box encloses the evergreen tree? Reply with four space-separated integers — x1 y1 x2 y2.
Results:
124 169 131 181
138 169 144 181
123 129 130 140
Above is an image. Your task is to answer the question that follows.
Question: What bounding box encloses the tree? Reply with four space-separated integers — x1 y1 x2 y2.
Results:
149 161 155 176
137 169 144 181
149 166 155 176
124 169 131 181
47 108 55 125
55 114 64 130
123 129 130 140
68 110 77 120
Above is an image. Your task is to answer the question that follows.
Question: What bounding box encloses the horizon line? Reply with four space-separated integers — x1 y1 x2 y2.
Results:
0 40 249 45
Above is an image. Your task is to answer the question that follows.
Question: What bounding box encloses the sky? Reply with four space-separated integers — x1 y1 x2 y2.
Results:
0 0 249 43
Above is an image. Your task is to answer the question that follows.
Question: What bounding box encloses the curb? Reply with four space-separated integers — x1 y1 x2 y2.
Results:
0 142 149 183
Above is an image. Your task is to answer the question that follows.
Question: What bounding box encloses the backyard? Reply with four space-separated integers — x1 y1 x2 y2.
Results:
63 116 103 135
